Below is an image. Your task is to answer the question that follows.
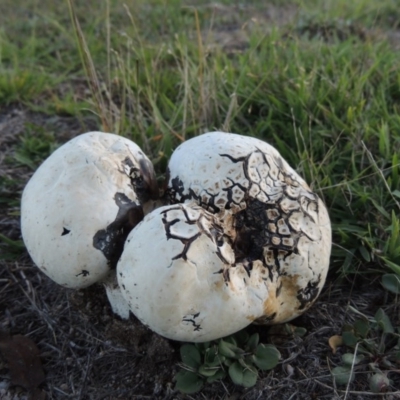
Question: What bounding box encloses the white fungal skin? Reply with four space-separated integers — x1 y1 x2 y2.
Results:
116 131 331 341
21 131 151 296
167 131 313 216
164 132 332 328
118 203 271 342
103 271 131 319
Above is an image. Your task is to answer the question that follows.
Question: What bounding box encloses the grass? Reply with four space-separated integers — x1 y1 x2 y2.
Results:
0 0 399 397
2 0 399 276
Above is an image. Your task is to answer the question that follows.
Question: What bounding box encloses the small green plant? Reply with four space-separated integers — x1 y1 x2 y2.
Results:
175 330 280 394
331 307 400 393
378 211 400 295
13 125 59 170
0 234 25 261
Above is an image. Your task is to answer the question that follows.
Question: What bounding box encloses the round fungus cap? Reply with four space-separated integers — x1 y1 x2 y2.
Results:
166 132 331 320
117 202 272 342
21 131 156 293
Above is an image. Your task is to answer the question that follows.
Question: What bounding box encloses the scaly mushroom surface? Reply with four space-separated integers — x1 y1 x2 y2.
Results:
117 131 331 341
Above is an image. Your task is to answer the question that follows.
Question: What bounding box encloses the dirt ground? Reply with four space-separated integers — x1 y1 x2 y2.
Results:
1 106 399 400
1 3 400 397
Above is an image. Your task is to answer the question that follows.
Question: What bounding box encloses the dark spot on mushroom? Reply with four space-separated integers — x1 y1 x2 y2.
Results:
243 260 253 277
61 227 70 236
232 193 315 281
182 313 202 331
254 312 277 324
219 153 247 163
138 158 159 201
222 267 230 283
233 199 277 263
76 270 90 277
127 158 159 203
276 280 283 297
167 176 222 213
128 206 144 227
296 277 321 310
93 193 144 269
170 232 202 261
168 176 185 202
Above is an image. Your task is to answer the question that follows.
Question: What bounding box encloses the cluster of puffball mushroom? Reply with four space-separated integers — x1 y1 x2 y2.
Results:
21 131 331 342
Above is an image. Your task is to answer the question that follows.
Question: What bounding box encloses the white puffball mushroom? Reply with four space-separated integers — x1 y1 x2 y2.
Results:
164 131 331 328
103 271 131 320
118 202 272 342
21 131 157 318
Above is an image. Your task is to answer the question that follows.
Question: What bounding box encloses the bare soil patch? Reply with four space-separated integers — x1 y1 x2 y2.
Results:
1 107 399 399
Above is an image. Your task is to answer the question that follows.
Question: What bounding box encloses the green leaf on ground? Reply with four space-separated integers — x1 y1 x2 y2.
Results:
175 370 203 394
374 308 394 333
228 361 258 388
332 366 355 385
180 344 201 369
381 273 400 294
253 344 280 371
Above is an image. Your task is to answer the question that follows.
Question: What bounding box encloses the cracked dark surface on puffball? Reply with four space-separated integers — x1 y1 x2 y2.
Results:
165 132 331 325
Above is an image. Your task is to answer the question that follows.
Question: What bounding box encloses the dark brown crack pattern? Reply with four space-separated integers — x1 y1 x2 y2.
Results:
166 145 326 321
159 204 230 265
93 193 144 269
94 154 158 268
120 156 159 204
155 203 235 333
